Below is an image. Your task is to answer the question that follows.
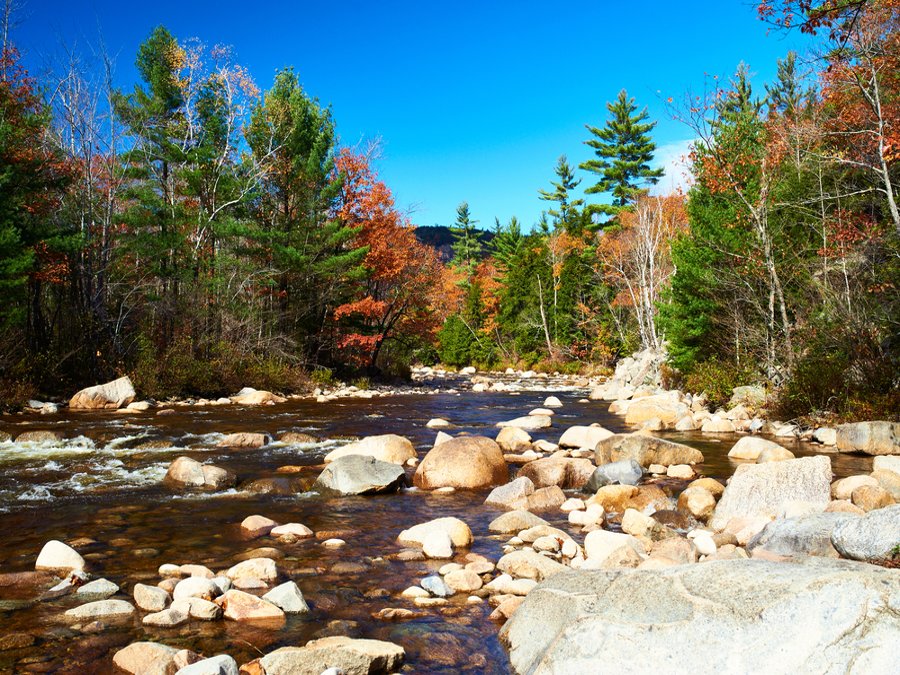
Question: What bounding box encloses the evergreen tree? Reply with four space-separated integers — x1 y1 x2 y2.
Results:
491 216 523 276
766 52 809 118
538 155 584 232
449 201 482 276
718 63 763 121
580 90 664 218
246 68 368 355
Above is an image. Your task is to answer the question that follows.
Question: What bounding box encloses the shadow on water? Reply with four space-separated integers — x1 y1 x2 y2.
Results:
0 387 875 673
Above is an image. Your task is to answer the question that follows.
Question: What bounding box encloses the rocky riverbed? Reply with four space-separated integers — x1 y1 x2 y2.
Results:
0 367 897 674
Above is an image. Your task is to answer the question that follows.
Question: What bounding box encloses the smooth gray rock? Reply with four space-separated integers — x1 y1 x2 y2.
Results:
500 559 900 675
75 578 119 598
583 460 643 492
64 599 135 621
262 581 310 614
831 504 900 562
484 476 535 510
175 654 239 675
710 456 832 531
420 575 452 598
313 454 408 495
747 513 859 558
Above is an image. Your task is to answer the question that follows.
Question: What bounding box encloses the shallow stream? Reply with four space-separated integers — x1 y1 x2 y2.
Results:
0 379 873 673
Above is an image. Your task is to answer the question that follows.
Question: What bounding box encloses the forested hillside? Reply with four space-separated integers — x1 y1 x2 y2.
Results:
0 0 897 419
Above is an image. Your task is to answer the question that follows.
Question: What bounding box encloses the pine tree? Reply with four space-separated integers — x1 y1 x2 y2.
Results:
449 201 482 276
246 68 368 353
718 63 763 122
766 52 810 118
492 216 523 276
538 155 584 232
580 90 664 218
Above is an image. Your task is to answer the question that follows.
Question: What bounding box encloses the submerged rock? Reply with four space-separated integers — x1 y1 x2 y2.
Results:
500 559 900 674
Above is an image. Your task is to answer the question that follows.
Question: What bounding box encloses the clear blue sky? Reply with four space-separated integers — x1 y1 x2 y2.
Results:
15 0 811 230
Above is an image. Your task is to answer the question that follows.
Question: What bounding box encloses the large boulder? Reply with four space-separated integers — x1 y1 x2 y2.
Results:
164 457 236 490
835 422 900 455
557 425 614 449
623 394 689 427
831 504 900 562
313 455 407 496
517 456 594 489
324 434 416 465
500 559 900 674
595 433 704 468
583 460 643 492
413 436 507 489
69 376 135 410
258 637 404 675
710 456 832 531
747 512 859 558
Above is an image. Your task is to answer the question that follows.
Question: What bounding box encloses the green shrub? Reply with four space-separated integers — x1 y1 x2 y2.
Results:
683 358 758 410
772 319 899 422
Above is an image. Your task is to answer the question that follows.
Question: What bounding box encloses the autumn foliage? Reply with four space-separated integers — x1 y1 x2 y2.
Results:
333 150 442 368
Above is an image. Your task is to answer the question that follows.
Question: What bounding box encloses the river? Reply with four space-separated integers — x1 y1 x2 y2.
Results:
0 375 874 673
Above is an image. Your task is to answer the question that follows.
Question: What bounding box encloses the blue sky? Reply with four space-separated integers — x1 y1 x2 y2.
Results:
16 1 811 230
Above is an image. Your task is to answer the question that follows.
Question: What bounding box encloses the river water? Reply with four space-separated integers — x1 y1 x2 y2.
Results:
0 377 874 673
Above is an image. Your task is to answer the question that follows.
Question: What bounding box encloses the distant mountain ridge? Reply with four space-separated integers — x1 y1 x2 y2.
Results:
414 225 494 262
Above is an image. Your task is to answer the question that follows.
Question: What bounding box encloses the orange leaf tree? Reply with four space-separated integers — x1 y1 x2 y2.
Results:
332 149 443 369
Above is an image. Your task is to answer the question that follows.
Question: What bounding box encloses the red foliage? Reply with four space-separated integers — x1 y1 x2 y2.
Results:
332 150 442 367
